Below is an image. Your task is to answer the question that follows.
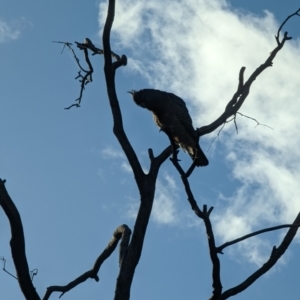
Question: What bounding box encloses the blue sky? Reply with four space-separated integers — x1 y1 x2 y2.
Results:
1 0 300 299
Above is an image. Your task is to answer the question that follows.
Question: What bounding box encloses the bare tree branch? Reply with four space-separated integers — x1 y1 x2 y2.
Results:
54 41 93 108
101 2 169 300
0 256 37 282
53 41 88 72
0 256 18 280
217 223 300 254
55 39 126 109
219 212 300 300
148 146 173 174
30 269 38 282
76 38 122 60
237 112 274 130
203 205 222 300
275 8 300 44
207 111 273 152
43 224 131 300
197 9 299 137
170 157 205 218
0 179 41 300
207 121 228 152
102 0 144 190
169 159 223 297
64 103 80 110
50 6 300 300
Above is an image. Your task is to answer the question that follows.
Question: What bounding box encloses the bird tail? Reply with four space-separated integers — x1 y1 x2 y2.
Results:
192 144 209 167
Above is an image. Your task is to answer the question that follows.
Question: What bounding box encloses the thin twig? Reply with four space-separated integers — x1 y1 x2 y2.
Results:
53 41 88 73
237 112 274 130
233 115 238 134
217 223 300 254
275 8 300 44
207 123 226 152
207 103 273 152
64 103 80 110
0 257 18 280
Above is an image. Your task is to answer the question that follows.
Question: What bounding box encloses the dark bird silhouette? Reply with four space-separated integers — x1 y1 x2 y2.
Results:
129 89 208 167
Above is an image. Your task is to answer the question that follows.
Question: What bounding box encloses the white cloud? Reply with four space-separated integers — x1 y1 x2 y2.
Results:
152 173 178 225
101 147 134 174
121 161 132 173
98 0 300 265
125 172 179 225
126 196 140 219
0 20 21 43
101 146 125 159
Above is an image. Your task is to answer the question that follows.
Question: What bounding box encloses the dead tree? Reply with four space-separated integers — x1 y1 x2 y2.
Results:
1 1 300 300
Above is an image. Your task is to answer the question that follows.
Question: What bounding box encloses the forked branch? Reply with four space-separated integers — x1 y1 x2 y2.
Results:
54 40 94 109
102 2 171 300
55 38 127 109
275 8 300 44
171 9 300 290
216 222 300 254
43 225 131 300
197 9 300 137
102 0 145 190
169 159 222 298
218 212 300 300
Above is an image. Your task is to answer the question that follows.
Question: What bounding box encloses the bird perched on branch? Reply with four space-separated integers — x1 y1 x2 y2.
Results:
128 89 208 167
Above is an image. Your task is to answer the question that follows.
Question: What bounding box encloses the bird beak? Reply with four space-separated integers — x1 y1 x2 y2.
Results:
127 90 134 96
